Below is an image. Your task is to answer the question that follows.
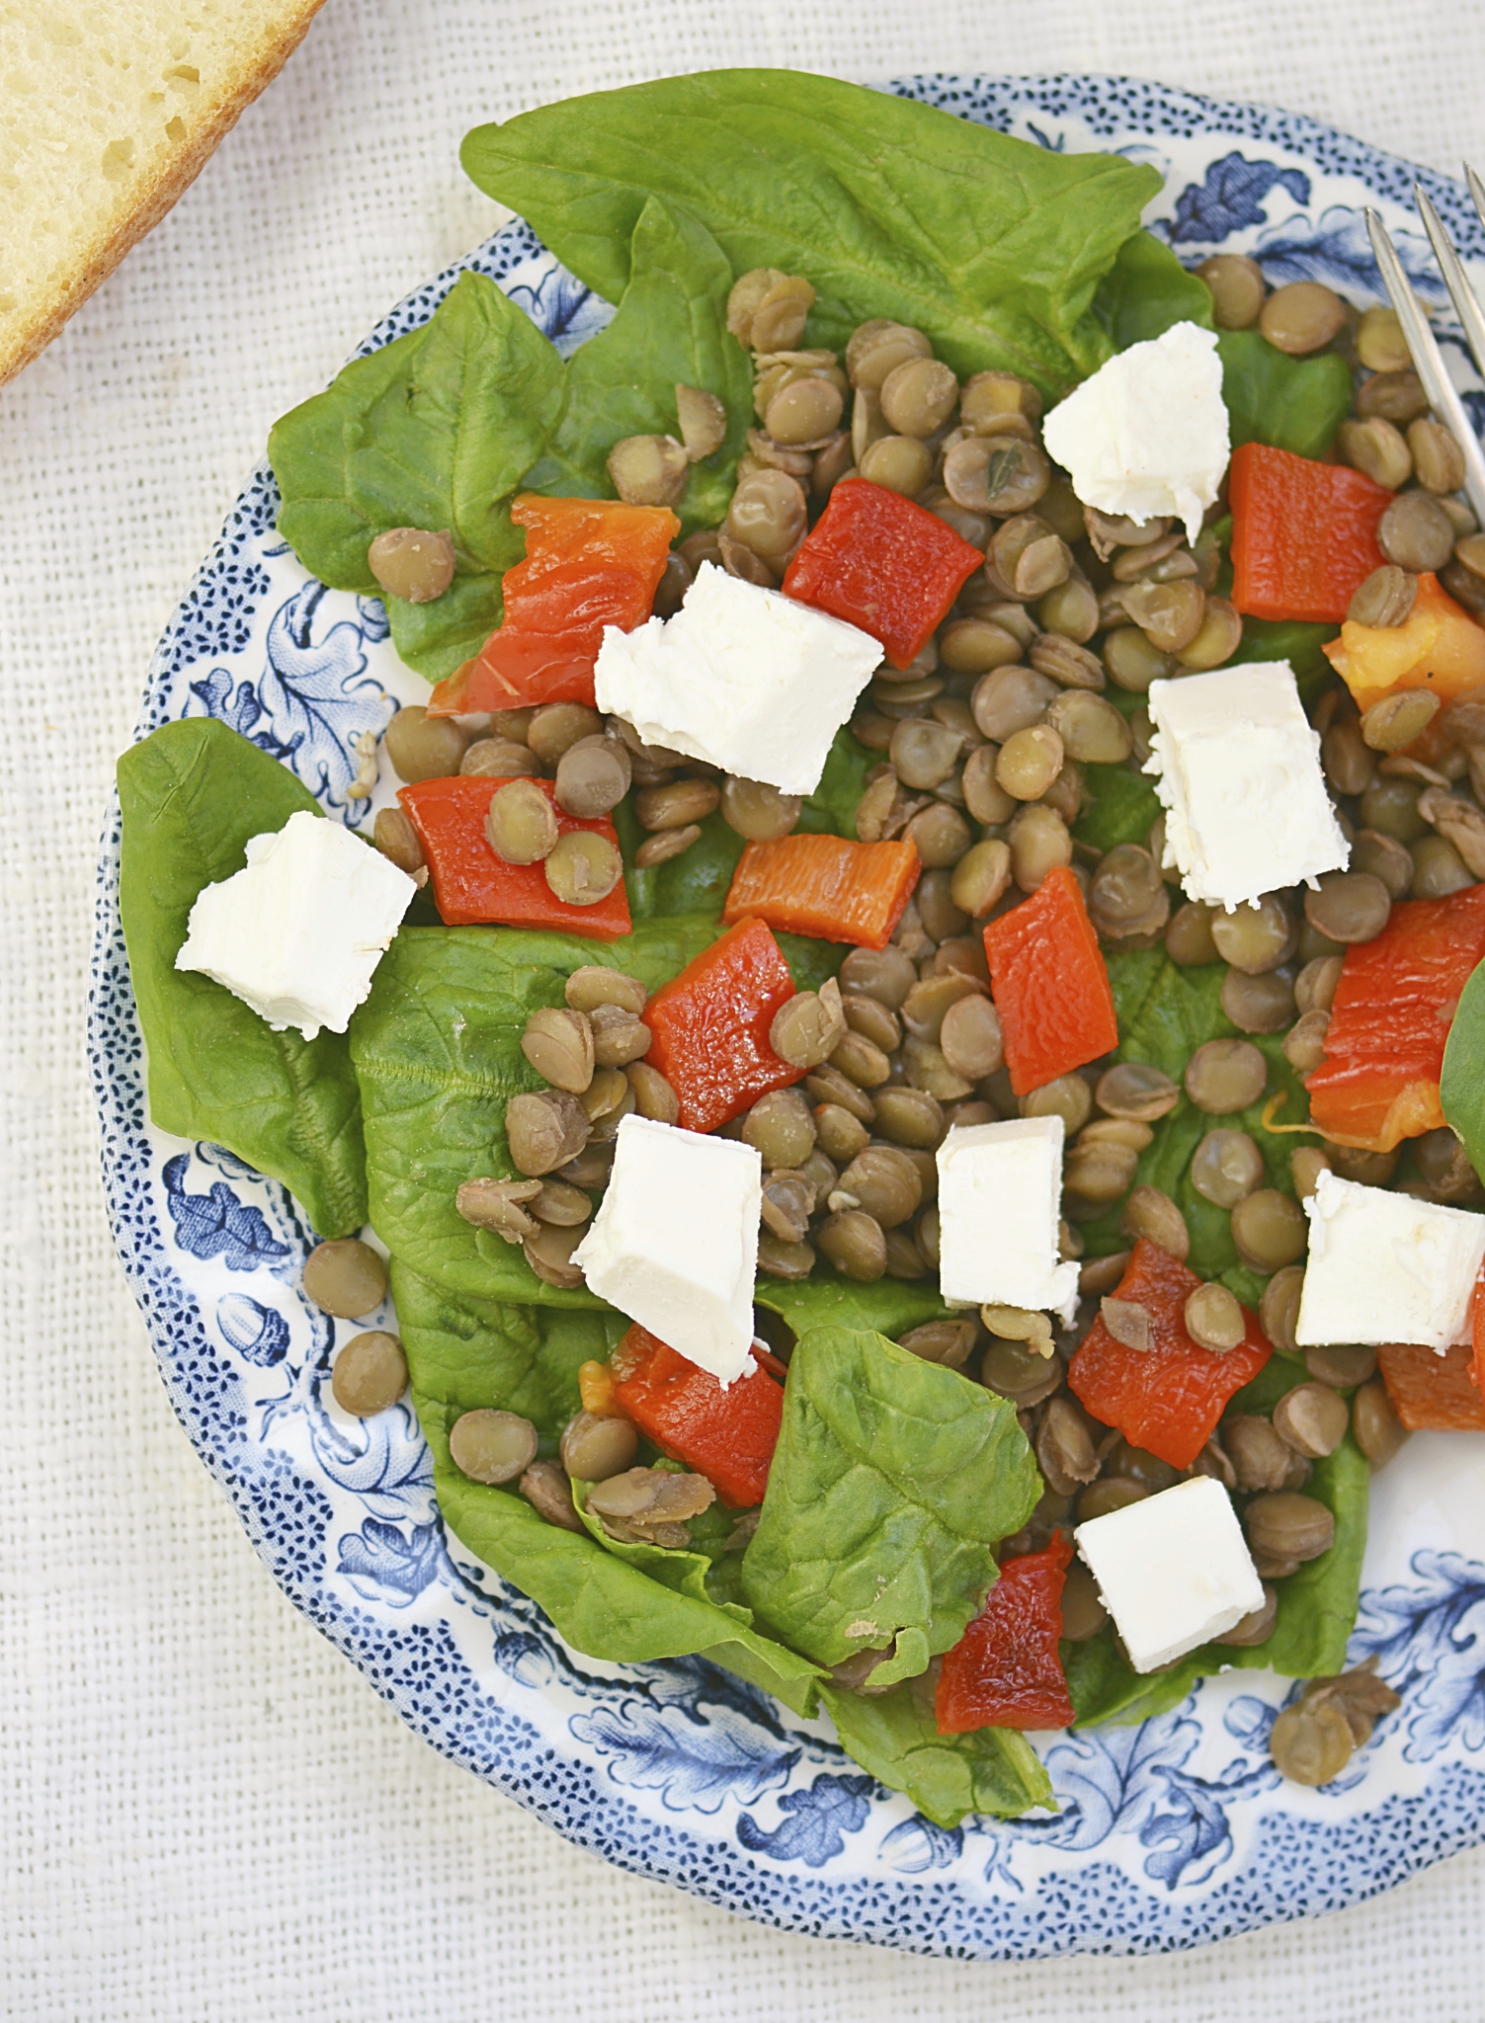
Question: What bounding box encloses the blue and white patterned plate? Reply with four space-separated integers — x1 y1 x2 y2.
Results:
90 75 1485 1957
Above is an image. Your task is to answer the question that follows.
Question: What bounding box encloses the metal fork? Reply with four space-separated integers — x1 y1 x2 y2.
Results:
1365 177 1485 524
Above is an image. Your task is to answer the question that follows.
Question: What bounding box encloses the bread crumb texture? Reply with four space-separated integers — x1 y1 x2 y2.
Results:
0 0 326 385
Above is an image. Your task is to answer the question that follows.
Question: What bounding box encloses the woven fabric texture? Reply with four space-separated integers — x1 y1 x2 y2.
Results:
4 2 1485 2015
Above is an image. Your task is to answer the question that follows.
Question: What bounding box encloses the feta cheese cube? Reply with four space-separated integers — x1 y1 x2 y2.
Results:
571 1114 762 1384
175 810 416 1040
1145 661 1348 908
593 562 882 795
1297 1168 1485 1352
1041 320 1229 544
1075 1476 1264 1672
935 1118 1080 1318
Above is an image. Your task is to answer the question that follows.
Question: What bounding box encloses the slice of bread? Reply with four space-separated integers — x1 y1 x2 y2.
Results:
0 0 328 387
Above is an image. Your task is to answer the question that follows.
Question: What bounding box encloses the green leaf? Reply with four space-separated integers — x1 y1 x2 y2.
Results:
1442 954 1485 1178
741 1326 1040 1683
620 806 745 923
797 727 877 843
400 1262 823 1714
1080 950 1315 1299
571 1479 750 1611
268 270 566 679
116 719 368 1237
1073 760 1162 854
1217 327 1354 461
524 197 754 536
1094 230 1214 349
819 1681 1054 1828
461 70 1160 399
1065 1433 1370 1725
1231 616 1340 704
756 1273 951 1343
350 916 721 1306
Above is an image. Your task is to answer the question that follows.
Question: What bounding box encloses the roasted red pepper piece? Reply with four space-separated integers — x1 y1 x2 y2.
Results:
1068 1240 1272 1469
781 478 983 669
1229 442 1391 624
982 867 1119 1096
722 833 921 951
426 494 679 714
1305 882 1485 1151
1379 1339 1485 1432
935 1533 1075 1734
611 1323 785 1508
642 916 804 1132
397 775 632 938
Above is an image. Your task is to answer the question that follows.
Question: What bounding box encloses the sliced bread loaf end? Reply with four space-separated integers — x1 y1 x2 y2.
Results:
0 0 328 387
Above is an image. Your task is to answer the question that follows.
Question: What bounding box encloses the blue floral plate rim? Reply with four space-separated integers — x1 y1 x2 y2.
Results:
89 72 1485 1959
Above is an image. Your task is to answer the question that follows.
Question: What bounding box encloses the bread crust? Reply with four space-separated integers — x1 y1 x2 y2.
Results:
0 0 329 389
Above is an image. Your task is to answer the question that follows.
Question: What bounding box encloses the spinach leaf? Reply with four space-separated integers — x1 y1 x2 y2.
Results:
461 70 1160 399
524 197 753 535
1231 616 1339 704
1217 327 1354 461
819 1681 1054 1828
741 1326 1040 1685
117 719 368 1237
1065 1433 1370 1725
399 1259 823 1713
1080 950 1313 1301
1442 954 1485 1177
571 1480 750 1611
797 727 877 843
268 271 566 680
1073 760 1162 854
1094 230 1214 349
351 917 720 1306
757 1272 950 1344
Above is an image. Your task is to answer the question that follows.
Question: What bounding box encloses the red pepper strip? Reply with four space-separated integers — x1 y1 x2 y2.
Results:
1068 1240 1272 1470
935 1534 1075 1734
397 775 632 938
643 916 804 1133
1229 442 1391 624
1378 1339 1485 1432
781 478 984 670
722 833 921 951
1305 882 1485 1152
426 494 679 714
611 1323 784 1509
982 867 1119 1096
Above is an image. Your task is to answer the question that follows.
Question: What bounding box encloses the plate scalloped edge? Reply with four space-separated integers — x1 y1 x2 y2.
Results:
88 71 1485 1959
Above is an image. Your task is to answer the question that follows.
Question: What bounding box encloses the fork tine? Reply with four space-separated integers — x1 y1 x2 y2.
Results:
1365 206 1485 525
1414 184 1485 384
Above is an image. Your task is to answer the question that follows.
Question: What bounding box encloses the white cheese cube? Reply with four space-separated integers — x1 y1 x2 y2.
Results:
935 1118 1080 1319
593 562 882 795
1041 320 1229 543
175 809 416 1040
1297 1168 1485 1352
1075 1476 1265 1672
572 1114 761 1385
1145 661 1348 908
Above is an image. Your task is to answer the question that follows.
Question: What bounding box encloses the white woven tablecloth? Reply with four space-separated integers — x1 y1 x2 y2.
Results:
4 2 1485 2014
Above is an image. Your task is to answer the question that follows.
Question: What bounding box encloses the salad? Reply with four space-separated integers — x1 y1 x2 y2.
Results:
114 71 1485 1829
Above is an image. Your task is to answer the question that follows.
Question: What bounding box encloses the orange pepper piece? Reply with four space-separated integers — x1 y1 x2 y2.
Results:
1378 1340 1485 1432
642 917 804 1133
1067 1240 1272 1470
1322 569 1485 714
427 494 678 715
982 867 1119 1096
397 775 632 938
1229 442 1391 624
1305 882 1485 1151
722 833 921 950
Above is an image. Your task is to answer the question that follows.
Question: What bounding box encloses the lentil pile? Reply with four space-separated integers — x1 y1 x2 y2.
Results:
342 258 1485 1788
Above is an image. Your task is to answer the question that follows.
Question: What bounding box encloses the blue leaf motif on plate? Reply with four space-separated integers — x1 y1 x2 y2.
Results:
879 1817 963 1873
163 1153 291 1269
1138 1752 1275 1890
335 1517 444 1604
503 262 610 357
252 583 394 820
190 665 265 738
1016 1712 1200 1853
1162 152 1310 244
308 1400 433 1518
1352 1550 1485 1760
570 1697 799 1814
1255 207 1445 301
736 1773 873 1866
216 1292 291 1368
